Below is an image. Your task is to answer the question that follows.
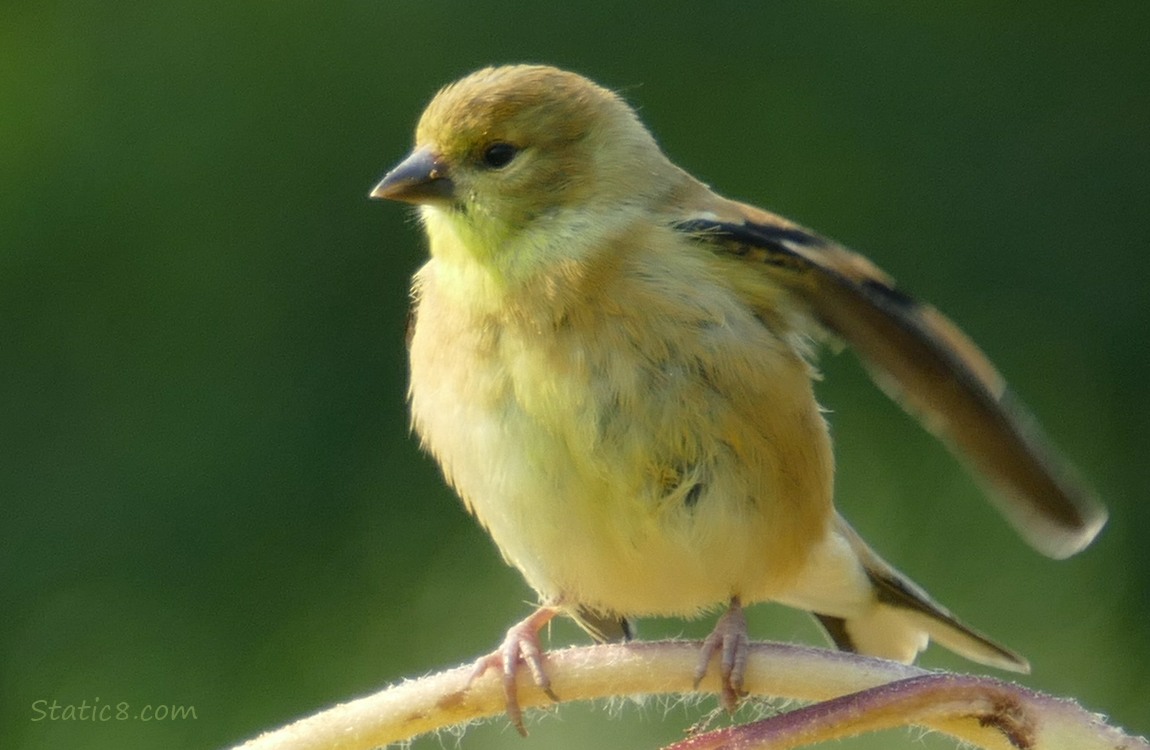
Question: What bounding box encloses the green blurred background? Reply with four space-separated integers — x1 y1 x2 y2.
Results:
3 3 1147 748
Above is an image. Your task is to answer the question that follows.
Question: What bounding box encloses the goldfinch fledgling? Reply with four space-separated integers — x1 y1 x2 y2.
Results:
370 64 1105 730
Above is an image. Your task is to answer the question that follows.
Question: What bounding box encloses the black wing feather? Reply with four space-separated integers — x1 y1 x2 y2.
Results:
677 216 1105 559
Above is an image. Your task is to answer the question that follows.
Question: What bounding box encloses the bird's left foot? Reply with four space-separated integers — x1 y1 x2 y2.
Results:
469 606 559 736
694 596 749 712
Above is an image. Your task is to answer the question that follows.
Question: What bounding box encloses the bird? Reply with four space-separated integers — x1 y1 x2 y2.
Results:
369 64 1106 732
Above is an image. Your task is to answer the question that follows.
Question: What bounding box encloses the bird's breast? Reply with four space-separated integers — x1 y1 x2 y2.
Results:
406 247 834 616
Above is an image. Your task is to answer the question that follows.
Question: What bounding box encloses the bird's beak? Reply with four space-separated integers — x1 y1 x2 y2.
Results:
369 148 455 204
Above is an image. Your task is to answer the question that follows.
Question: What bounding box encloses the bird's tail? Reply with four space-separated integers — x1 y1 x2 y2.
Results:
777 514 1029 673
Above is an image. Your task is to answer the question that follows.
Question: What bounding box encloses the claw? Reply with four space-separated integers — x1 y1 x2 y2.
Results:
469 606 558 735
694 597 749 712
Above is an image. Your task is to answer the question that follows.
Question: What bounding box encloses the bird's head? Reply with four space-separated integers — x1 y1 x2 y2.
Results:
371 65 680 281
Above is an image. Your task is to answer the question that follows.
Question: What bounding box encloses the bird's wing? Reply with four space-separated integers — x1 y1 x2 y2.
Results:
675 199 1105 559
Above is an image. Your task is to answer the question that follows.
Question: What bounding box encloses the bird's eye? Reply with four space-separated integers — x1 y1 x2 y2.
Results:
480 142 519 169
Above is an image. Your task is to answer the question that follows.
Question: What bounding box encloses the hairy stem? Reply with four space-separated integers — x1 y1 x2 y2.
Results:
231 640 1146 750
